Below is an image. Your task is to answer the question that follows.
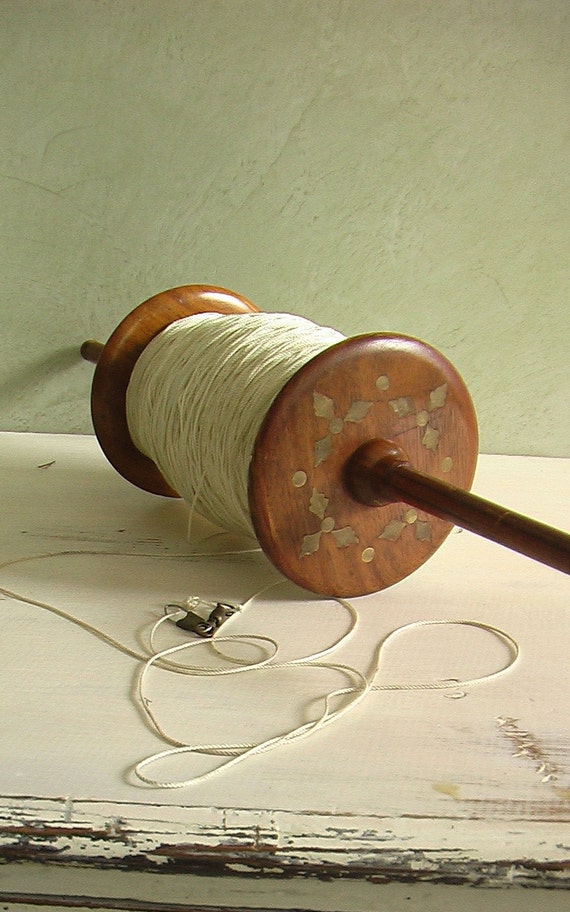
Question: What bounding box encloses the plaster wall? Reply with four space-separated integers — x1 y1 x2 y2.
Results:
1 0 568 455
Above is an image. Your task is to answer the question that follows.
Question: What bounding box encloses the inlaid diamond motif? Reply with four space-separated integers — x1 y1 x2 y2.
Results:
300 487 359 557
389 383 448 453
313 392 373 467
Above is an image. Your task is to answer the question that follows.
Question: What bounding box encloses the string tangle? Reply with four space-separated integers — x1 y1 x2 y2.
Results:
0 548 520 790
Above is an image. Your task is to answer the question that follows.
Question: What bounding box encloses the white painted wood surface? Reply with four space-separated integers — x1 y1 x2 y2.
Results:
0 432 569 909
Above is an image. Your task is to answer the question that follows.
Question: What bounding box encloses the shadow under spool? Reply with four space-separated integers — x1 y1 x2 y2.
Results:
81 285 570 597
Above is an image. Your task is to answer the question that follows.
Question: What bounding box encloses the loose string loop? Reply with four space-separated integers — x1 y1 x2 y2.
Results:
0 549 520 791
134 608 520 789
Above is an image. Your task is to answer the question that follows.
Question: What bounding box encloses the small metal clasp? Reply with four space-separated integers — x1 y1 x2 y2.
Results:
164 597 241 638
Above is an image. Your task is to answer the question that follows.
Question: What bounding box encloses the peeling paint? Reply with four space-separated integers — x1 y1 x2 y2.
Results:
1 796 569 889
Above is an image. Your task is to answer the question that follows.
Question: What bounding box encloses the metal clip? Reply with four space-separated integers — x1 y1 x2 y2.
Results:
164 598 240 638
207 602 240 629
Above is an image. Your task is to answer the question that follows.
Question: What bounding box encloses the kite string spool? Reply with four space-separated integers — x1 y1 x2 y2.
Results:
125 312 345 536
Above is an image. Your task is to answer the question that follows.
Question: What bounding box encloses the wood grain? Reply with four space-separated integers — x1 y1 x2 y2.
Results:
250 333 478 595
86 285 258 496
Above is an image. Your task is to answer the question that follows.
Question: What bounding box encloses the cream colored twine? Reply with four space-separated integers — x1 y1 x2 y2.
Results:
125 312 344 536
0 549 520 790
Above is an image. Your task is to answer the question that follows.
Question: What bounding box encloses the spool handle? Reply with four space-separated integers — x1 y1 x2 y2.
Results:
80 340 105 364
346 439 570 576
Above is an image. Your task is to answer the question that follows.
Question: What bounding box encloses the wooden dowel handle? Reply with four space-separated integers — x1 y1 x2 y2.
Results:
346 439 570 576
81 340 105 364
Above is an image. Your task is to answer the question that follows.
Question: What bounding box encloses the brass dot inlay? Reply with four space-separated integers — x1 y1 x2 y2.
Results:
416 410 429 427
329 417 344 434
361 547 375 563
405 509 418 524
292 471 308 487
441 457 453 473
321 517 335 533
376 375 390 391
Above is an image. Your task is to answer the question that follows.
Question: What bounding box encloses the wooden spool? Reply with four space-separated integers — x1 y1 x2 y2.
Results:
82 285 570 597
81 285 258 497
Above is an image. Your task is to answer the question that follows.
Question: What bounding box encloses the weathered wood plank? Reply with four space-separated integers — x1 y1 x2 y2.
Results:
0 432 568 898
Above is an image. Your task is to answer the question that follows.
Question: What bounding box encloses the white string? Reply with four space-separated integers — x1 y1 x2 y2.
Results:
125 312 344 536
0 549 520 790
0 550 149 661
133 612 520 789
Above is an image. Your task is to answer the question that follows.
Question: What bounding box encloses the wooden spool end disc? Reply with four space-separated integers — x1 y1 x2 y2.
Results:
249 334 478 597
90 285 258 496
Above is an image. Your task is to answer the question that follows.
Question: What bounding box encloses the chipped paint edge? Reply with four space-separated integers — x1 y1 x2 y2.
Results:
1 795 569 889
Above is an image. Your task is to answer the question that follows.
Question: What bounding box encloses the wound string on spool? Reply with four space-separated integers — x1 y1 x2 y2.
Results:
125 312 344 537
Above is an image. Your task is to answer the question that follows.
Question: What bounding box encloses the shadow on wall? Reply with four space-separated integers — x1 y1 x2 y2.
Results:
0 347 86 424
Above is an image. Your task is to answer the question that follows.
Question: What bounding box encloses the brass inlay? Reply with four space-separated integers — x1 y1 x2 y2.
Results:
332 526 359 548
313 392 335 420
379 511 432 544
314 435 332 467
389 382 449 456
300 532 323 557
430 383 448 409
300 487 359 558
309 488 329 519
422 426 440 452
345 400 373 422
313 391 373 467
379 519 407 541
415 520 431 541
292 470 308 487
389 396 413 418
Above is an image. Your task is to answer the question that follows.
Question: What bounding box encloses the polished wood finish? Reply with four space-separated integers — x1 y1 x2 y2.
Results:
347 439 570 576
84 285 258 496
249 334 479 596
83 289 569 597
80 340 105 364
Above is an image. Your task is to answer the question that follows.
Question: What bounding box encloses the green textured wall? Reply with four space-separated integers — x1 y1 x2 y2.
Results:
1 0 568 455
